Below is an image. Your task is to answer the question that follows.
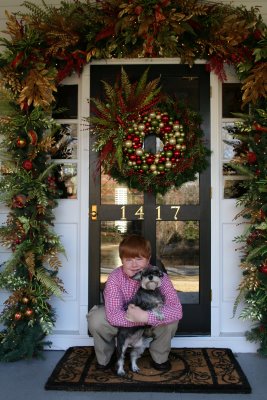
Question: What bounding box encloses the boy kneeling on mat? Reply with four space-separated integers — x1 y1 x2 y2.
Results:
87 234 183 372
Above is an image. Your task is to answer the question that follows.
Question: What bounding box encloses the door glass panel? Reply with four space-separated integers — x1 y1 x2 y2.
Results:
101 174 144 204
55 163 77 199
100 221 143 288
161 76 199 110
51 123 78 160
156 220 199 304
156 176 199 205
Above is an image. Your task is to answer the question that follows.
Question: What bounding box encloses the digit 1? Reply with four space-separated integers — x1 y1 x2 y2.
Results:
121 205 126 220
156 206 162 220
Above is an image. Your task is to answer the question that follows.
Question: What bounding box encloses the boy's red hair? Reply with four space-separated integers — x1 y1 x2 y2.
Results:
119 234 151 259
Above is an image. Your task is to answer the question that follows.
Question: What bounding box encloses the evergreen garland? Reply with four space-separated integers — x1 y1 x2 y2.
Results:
226 102 267 356
0 0 266 359
0 105 65 361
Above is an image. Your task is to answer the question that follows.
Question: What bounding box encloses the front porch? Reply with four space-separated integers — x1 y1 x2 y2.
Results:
0 350 266 400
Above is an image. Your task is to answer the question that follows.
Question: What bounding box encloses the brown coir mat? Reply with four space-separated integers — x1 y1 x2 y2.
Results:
45 346 251 393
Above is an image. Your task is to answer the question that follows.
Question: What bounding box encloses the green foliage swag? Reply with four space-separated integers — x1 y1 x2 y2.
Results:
226 102 267 356
0 0 266 359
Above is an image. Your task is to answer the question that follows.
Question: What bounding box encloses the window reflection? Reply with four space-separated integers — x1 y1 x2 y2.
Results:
101 174 143 204
157 177 199 205
55 163 77 199
51 123 78 160
156 220 199 304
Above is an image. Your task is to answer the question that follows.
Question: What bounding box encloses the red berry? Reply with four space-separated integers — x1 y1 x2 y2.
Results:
22 160 33 171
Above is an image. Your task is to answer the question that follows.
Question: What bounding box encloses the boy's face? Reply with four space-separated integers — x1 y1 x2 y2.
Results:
121 256 150 277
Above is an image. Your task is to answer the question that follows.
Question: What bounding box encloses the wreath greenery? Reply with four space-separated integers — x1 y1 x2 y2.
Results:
90 68 210 194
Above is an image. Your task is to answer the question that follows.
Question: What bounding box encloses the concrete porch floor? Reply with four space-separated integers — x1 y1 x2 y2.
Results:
0 350 266 400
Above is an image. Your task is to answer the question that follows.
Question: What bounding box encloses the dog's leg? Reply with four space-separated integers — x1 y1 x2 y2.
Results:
116 329 129 376
130 332 153 373
117 340 128 376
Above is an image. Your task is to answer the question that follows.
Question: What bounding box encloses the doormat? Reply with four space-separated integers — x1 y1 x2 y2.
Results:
45 346 251 393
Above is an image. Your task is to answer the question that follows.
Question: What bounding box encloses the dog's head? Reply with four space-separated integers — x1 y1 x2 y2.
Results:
132 266 163 291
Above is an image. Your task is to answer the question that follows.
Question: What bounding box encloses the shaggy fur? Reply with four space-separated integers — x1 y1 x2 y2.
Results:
116 266 165 376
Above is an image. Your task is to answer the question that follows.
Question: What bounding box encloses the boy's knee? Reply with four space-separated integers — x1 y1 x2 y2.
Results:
154 321 178 337
87 305 104 333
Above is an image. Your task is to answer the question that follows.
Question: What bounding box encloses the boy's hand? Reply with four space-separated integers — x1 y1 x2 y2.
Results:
126 304 148 324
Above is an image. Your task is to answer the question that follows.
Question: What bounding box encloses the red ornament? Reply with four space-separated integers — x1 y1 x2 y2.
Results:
27 129 38 146
134 5 143 15
247 151 257 164
25 309 33 317
252 123 267 132
12 194 27 208
16 137 27 148
22 160 33 171
146 156 155 164
161 115 169 123
14 312 22 320
260 209 266 220
164 126 172 133
259 264 267 274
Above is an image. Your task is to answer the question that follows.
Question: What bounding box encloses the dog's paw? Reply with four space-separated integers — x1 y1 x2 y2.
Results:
117 367 126 376
131 363 140 373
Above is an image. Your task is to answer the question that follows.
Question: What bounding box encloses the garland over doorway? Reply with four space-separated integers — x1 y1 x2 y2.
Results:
0 0 266 360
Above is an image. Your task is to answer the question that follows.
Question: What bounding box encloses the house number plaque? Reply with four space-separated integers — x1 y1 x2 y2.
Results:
120 205 180 221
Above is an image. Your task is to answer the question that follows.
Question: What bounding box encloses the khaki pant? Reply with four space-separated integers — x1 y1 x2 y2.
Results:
87 305 178 366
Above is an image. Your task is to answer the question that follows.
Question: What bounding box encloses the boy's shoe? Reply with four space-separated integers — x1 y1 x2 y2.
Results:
96 361 113 370
151 359 171 371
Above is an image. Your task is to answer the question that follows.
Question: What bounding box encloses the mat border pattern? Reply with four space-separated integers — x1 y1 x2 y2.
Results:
45 347 251 393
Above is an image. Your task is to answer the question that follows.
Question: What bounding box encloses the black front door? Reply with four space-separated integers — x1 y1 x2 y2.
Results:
89 63 211 335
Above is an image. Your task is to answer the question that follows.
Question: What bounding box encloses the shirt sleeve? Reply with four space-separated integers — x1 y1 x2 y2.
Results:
103 272 141 328
147 273 183 326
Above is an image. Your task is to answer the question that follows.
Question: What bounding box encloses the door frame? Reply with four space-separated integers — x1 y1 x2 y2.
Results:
88 60 211 335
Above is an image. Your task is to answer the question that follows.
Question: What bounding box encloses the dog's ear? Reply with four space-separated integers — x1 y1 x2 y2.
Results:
132 271 143 281
151 266 164 277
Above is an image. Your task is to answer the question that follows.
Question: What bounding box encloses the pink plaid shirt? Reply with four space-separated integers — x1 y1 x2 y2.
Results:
103 265 183 327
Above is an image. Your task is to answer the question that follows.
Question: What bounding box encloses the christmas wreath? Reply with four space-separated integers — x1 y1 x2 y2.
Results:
90 68 210 195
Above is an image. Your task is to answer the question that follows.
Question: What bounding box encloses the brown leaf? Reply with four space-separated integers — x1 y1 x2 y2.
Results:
25 251 36 276
3 11 24 41
241 63 267 106
18 68 57 109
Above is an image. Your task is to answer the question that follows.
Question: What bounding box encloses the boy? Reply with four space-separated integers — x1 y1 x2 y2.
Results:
87 234 182 371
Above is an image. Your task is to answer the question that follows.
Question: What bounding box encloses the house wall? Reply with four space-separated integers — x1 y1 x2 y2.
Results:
0 1 266 352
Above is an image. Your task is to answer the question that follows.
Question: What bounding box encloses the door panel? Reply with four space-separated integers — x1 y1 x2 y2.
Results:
89 64 210 334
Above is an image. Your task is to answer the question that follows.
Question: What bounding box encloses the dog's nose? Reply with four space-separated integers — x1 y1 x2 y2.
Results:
148 275 153 280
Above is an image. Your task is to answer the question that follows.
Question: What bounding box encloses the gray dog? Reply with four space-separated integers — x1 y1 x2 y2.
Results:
116 265 165 376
